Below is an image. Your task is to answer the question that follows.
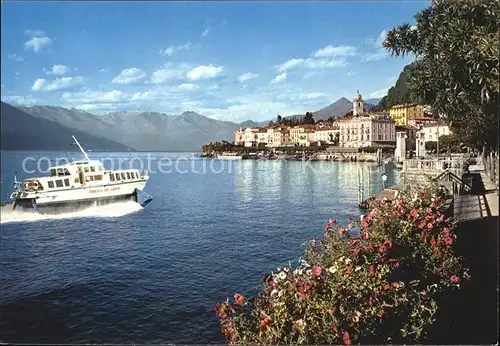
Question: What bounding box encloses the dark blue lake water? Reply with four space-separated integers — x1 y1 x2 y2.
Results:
0 151 399 343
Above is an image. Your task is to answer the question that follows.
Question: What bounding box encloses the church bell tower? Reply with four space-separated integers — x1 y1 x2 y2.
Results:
353 90 364 116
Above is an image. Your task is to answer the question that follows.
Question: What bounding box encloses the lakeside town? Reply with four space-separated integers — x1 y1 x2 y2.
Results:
202 90 454 163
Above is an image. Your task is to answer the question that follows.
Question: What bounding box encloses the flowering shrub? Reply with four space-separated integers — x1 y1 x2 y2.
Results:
215 187 469 344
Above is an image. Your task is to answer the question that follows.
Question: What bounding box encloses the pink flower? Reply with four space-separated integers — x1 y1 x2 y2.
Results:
234 293 245 305
361 231 370 240
430 238 437 247
451 275 460 283
329 218 336 224
312 266 322 276
348 223 353 230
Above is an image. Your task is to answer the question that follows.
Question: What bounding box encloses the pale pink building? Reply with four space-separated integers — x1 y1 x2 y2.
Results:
339 114 396 148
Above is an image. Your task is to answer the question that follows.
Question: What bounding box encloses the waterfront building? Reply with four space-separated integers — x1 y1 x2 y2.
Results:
256 128 268 147
407 116 437 127
395 125 418 151
415 123 452 157
243 127 259 147
289 124 316 145
234 128 244 145
298 129 316 147
267 126 291 148
339 114 396 148
315 125 340 145
389 104 425 126
395 131 407 163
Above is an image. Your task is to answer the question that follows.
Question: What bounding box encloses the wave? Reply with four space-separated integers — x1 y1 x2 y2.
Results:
0 201 143 224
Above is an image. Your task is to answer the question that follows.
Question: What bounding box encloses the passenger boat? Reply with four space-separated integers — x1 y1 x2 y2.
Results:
9 136 153 214
216 152 243 160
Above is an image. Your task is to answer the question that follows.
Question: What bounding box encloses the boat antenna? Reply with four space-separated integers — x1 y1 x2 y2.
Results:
72 135 90 161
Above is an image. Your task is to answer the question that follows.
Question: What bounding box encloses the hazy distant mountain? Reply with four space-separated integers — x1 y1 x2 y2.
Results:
3 103 251 151
0 102 130 151
364 98 382 105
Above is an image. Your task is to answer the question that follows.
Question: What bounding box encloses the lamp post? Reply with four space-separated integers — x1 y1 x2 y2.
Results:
436 127 440 160
381 172 388 190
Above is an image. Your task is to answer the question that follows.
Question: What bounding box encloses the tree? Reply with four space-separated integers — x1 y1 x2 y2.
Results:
438 134 461 152
425 141 437 151
383 0 499 150
303 112 315 125
276 114 282 124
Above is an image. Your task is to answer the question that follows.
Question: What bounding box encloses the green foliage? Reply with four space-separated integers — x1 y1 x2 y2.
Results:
438 134 464 152
383 0 499 149
378 63 420 110
215 188 468 344
425 141 437 151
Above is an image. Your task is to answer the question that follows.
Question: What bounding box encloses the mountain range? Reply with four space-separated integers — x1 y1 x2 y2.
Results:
0 96 380 151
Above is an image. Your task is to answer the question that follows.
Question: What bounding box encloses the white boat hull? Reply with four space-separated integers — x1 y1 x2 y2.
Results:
12 180 147 214
216 155 242 160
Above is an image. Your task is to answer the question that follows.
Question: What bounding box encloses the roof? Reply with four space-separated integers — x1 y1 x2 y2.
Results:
390 103 419 109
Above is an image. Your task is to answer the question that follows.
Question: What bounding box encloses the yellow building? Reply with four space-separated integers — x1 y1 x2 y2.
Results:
389 104 425 126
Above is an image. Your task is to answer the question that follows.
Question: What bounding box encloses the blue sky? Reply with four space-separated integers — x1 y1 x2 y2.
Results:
1 1 429 122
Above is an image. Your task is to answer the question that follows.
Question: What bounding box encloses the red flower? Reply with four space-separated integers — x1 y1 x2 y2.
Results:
408 209 419 219
383 240 393 249
378 310 385 318
343 331 352 345
430 238 437 247
234 293 245 305
434 249 441 256
332 323 338 331
325 224 331 231
392 282 400 289
260 316 271 329
338 228 345 236
451 275 460 283
444 236 454 245
329 218 336 224
299 292 307 301
420 230 428 239
361 231 370 240
353 246 361 256
345 266 351 274
427 222 434 229
418 220 427 229
312 266 322 276
381 282 390 290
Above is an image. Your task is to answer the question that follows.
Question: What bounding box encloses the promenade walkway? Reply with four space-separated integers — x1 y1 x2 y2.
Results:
431 166 498 344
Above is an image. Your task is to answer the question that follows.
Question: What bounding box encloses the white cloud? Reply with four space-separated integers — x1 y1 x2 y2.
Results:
187 64 224 81
150 64 190 84
277 57 346 73
296 93 326 101
208 85 220 91
237 72 259 82
365 30 389 62
8 53 24 62
24 30 46 36
111 68 146 84
61 90 126 104
176 83 200 91
314 45 357 58
46 64 70 75
32 77 85 92
24 34 53 53
270 72 287 85
160 42 192 56
201 27 211 37
100 68 109 73
304 58 347 69
277 58 304 73
369 88 389 98
2 95 37 106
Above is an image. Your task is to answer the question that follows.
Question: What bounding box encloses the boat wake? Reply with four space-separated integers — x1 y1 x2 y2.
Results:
0 201 143 224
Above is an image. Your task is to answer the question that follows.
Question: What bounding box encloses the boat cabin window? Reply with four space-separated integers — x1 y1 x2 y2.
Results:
94 175 103 181
110 174 115 182
50 169 57 177
48 181 55 188
84 167 89 173
64 178 70 187
56 180 64 188
90 166 96 172
126 172 131 180
121 173 126 180
115 173 121 181
98 166 103 172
